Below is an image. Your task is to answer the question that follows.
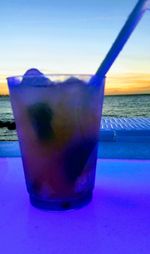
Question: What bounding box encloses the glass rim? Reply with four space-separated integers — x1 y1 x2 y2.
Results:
7 73 106 80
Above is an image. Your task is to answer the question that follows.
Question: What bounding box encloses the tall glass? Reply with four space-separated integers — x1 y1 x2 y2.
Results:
7 73 105 210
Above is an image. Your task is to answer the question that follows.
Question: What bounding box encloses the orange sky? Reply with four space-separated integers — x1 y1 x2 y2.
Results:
105 73 150 95
1 73 150 96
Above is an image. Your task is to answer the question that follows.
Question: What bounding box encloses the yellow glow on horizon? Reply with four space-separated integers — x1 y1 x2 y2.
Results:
105 73 150 95
0 73 150 96
0 76 9 95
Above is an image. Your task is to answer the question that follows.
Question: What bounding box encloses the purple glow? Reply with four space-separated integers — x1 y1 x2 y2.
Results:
0 158 150 253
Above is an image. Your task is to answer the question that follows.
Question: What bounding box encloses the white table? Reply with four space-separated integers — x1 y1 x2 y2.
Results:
0 158 150 254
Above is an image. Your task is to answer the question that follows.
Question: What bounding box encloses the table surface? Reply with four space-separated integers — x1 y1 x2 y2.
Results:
0 158 150 254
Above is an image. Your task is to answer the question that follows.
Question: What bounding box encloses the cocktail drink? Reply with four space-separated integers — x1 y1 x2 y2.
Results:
7 0 149 209
7 69 105 210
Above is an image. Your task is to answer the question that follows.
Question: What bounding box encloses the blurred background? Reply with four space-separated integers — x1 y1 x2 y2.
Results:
0 0 150 95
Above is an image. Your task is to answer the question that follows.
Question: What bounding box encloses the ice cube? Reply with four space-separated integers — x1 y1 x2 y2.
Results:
21 68 52 87
23 68 44 77
63 76 85 86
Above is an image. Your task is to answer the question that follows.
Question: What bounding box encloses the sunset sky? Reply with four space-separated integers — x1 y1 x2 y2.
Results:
0 0 150 95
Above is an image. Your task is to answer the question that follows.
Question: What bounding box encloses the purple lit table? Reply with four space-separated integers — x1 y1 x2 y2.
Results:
0 158 150 254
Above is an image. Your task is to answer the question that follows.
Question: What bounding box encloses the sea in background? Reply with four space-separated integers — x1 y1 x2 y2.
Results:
0 94 150 140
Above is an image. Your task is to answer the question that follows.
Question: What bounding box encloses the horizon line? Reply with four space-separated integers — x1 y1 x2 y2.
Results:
1 92 150 97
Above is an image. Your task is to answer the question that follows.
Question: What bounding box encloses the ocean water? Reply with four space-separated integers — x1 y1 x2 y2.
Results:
0 94 150 140
103 94 150 117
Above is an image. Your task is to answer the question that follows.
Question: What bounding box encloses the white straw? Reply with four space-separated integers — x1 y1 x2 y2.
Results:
92 0 150 80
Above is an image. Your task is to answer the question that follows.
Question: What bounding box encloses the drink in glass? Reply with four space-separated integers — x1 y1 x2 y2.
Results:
7 69 105 210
